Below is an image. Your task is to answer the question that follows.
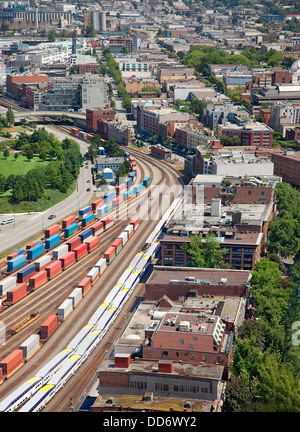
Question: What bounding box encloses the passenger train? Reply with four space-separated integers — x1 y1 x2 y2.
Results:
0 197 182 412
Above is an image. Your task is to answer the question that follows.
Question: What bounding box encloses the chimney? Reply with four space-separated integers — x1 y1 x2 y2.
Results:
114 353 131 368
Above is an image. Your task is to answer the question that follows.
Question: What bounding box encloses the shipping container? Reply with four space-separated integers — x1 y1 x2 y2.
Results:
87 267 99 285
78 276 91 296
112 196 123 208
27 243 44 261
111 238 122 255
129 156 135 163
86 133 94 141
62 215 76 229
103 191 115 204
116 183 126 196
71 127 79 137
91 198 104 212
68 288 82 308
7 253 18 261
66 236 81 251
130 217 140 231
28 270 48 290
79 205 91 217
0 350 24 377
82 213 95 227
143 176 150 187
0 259 6 269
40 315 58 340
7 254 26 272
0 276 17 296
95 258 106 275
64 223 79 238
60 251 76 270
45 234 60 250
129 171 136 180
6 283 27 304
104 246 115 263
19 334 40 360
123 189 134 201
91 221 104 236
16 264 35 283
85 236 99 252
101 216 114 230
45 224 60 239
25 242 37 250
134 183 143 195
124 223 134 238
73 243 88 261
45 260 62 280
34 255 51 272
52 244 68 260
57 299 73 321
79 228 93 242
14 249 25 256
117 231 128 246
97 204 109 218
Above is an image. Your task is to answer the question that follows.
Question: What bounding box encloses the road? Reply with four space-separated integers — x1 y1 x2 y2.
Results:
0 126 93 254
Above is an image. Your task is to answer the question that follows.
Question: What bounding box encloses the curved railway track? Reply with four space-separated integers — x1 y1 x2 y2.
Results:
0 132 186 412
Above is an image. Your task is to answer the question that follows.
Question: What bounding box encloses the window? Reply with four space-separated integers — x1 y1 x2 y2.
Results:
162 351 168 357
180 339 184 344
189 344 194 350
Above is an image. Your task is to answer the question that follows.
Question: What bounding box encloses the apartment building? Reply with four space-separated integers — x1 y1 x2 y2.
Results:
217 121 273 147
86 109 115 132
271 150 300 187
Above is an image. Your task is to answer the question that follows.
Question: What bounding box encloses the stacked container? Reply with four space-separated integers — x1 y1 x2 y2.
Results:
27 244 44 260
116 183 126 196
85 236 99 252
28 270 48 290
0 350 24 378
124 177 132 189
143 176 150 187
79 228 93 242
66 236 81 251
82 213 95 227
7 253 18 261
71 127 79 137
14 249 25 256
45 224 60 239
123 189 134 201
26 242 37 250
60 251 76 270
104 191 115 204
62 215 76 229
78 276 91 296
34 255 51 272
91 198 103 212
124 224 134 239
117 231 128 246
91 221 104 236
97 204 109 218
40 315 58 339
129 172 136 181
73 243 88 261
130 218 140 231
134 183 143 195
111 238 122 255
68 288 82 308
45 260 62 280
19 334 40 361
64 223 79 238
7 254 26 272
95 258 106 275
45 234 60 250
101 216 114 230
52 244 68 260
87 267 99 286
6 283 27 304
0 259 6 269
0 276 17 296
104 246 115 263
112 196 123 208
16 264 35 283
57 299 73 321
79 205 91 219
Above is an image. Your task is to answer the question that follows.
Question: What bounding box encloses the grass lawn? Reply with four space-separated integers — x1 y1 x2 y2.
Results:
0 153 49 177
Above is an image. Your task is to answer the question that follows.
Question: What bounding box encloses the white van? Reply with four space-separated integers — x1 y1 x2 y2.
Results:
1 217 14 225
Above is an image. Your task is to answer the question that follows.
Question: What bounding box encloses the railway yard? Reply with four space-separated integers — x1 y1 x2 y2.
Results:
0 132 186 412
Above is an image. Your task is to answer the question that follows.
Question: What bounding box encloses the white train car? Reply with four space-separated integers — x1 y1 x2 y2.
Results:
0 376 43 412
66 324 94 351
104 284 122 305
87 303 109 326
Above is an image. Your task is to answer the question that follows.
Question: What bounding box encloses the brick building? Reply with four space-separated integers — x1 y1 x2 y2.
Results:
86 108 115 132
6 73 49 100
97 119 135 146
217 121 273 147
151 144 172 160
271 150 300 187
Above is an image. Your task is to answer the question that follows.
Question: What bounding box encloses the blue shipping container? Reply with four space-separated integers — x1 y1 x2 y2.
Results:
45 234 60 250
64 223 78 236
15 249 25 256
129 172 136 179
123 189 134 200
98 204 109 216
104 191 115 204
82 213 95 226
27 243 44 260
134 183 143 194
143 176 150 187
79 205 91 216
17 264 35 281
7 255 26 272
79 228 93 241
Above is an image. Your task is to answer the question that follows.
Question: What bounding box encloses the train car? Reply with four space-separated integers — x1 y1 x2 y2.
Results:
103 191 115 204
87 303 109 326
73 330 101 363
73 243 88 261
68 287 82 309
57 299 73 321
104 283 122 305
130 218 139 231
117 267 133 286
0 276 17 297
133 183 143 195
101 216 114 230
71 127 79 137
61 215 76 229
64 223 79 239
91 221 104 236
143 176 150 187
27 244 44 261
16 264 35 283
34 255 51 272
78 205 91 219
123 189 134 201
59 252 76 270
95 258 106 275
91 198 103 212
66 236 81 252
78 276 91 297
104 246 115 263
110 289 128 310
45 224 60 239
7 255 26 272
66 324 93 351
112 196 123 209
79 228 93 242
87 266 100 286
40 315 58 340
28 270 48 291
45 260 62 280
111 238 122 255
45 234 60 250
116 183 126 196
85 236 100 253
94 308 117 331
97 204 109 218
6 283 27 304
81 213 95 228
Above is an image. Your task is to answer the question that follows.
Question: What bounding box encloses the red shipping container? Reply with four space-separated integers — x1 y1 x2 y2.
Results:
74 243 88 261
62 215 76 229
45 260 62 279
129 156 135 162
111 238 122 251
87 134 94 141
45 224 60 239
85 236 100 252
91 198 104 212
78 276 91 296
0 350 24 377
130 217 139 230
101 216 115 229
66 236 81 251
0 259 6 269
91 221 104 235
91 273 100 286
29 270 48 290
7 283 27 304
0 367 3 384
116 183 126 195
104 246 115 261
71 127 79 137
60 251 75 270
132 167 137 173
40 314 58 339
7 253 18 261
26 242 37 250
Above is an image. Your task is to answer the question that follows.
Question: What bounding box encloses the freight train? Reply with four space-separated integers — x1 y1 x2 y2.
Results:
0 197 182 412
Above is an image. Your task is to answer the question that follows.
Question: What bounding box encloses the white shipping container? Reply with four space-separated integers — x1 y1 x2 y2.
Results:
124 224 133 234
20 334 40 359
95 258 106 274
87 267 99 281
68 287 82 307
0 276 17 296
57 298 73 319
118 231 128 245
52 245 68 260
34 254 51 270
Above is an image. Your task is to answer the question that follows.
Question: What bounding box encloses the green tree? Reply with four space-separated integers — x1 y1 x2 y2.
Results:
223 376 254 412
3 148 9 159
182 232 229 268
6 106 14 126
48 29 56 42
